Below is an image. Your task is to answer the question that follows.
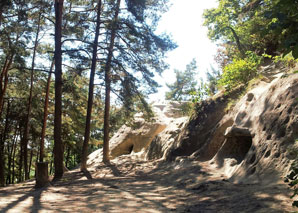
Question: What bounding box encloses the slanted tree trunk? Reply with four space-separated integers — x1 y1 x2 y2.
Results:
81 0 102 171
103 0 121 164
40 61 53 163
226 26 246 58
53 0 64 180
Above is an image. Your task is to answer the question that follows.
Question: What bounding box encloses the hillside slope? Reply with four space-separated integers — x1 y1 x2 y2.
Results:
0 65 297 213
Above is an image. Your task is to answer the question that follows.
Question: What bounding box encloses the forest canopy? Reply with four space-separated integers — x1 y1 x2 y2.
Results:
0 0 175 185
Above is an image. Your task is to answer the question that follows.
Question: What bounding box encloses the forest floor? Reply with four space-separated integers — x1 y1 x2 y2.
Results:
0 155 295 213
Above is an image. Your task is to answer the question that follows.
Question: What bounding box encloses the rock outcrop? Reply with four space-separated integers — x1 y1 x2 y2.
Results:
161 71 298 183
88 64 297 185
87 101 189 166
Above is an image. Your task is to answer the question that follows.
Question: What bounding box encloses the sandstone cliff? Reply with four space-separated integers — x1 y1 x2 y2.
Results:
88 64 298 185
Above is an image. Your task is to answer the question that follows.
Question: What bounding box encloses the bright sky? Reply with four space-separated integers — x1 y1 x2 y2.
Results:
149 0 219 101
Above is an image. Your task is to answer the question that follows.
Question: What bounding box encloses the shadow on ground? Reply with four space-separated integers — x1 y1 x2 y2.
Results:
0 159 294 213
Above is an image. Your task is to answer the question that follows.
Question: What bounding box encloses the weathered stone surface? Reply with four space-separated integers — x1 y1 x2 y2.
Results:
168 71 298 183
87 101 189 165
224 126 251 138
88 65 298 185
110 118 167 159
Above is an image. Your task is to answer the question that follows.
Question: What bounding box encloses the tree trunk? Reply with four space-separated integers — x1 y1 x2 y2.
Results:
28 148 33 178
40 61 54 163
81 0 102 171
227 26 246 58
65 145 70 169
21 13 42 180
103 0 121 164
0 54 13 118
53 0 64 180
11 131 17 184
7 127 17 184
0 138 4 186
18 131 24 183
0 100 10 186
35 162 49 188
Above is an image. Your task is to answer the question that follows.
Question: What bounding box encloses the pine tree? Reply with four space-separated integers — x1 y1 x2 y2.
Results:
166 59 198 101
81 0 102 171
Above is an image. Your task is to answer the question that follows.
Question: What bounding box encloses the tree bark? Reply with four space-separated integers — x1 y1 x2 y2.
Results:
53 0 64 180
0 100 10 186
81 0 102 171
65 145 70 169
103 0 121 164
0 126 5 186
18 130 23 182
40 61 54 163
7 126 17 184
0 54 13 118
35 162 49 188
11 129 17 184
28 148 33 177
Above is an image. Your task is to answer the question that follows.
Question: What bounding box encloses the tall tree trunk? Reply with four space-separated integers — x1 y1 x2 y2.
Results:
7 127 17 184
53 0 64 180
11 130 17 184
103 0 121 164
0 54 13 118
65 145 70 169
81 0 102 171
50 158 53 175
28 148 33 177
0 124 5 186
0 100 10 186
18 132 23 183
21 13 42 180
40 61 54 163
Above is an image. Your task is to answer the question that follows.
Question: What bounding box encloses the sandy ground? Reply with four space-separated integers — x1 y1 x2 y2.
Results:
0 156 295 213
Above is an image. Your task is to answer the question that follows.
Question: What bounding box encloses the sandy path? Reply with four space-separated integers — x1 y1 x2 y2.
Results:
0 157 294 213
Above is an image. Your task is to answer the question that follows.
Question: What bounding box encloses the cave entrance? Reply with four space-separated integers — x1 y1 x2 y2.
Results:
128 144 134 154
215 135 252 167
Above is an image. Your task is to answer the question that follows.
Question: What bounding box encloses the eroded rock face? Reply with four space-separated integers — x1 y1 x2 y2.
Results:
109 116 167 159
87 101 189 165
163 71 298 183
87 64 297 185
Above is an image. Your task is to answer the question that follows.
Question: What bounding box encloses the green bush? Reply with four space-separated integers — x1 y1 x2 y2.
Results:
218 51 262 91
263 53 298 69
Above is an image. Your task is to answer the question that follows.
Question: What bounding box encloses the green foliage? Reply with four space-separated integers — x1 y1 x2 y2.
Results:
273 54 298 69
204 0 298 65
166 59 198 101
189 81 208 103
218 51 262 91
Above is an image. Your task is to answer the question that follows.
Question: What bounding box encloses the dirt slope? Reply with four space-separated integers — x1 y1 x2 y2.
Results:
0 155 294 212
